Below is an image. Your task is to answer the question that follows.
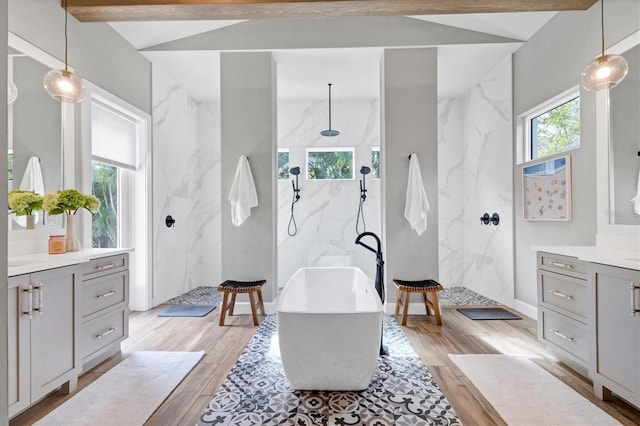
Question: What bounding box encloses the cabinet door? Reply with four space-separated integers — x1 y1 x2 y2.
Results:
7 275 31 417
590 264 640 405
29 267 78 401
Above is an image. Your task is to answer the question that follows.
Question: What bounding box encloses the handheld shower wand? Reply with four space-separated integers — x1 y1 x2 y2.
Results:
288 167 301 236
356 166 371 234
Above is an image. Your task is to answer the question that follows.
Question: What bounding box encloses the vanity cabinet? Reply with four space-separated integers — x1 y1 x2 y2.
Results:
7 265 79 418
78 254 129 370
537 252 589 373
588 263 640 408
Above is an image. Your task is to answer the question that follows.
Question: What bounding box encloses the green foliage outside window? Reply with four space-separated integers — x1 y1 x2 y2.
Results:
532 97 580 159
371 149 380 179
7 152 12 181
308 150 353 180
278 151 289 180
92 162 118 248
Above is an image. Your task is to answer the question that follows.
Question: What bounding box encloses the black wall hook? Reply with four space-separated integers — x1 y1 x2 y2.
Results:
165 215 176 228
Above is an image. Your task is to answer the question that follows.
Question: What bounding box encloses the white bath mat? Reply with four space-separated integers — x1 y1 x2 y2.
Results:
449 354 621 426
35 351 204 426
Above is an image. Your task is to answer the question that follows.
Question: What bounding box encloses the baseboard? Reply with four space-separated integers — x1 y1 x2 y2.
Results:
513 299 537 319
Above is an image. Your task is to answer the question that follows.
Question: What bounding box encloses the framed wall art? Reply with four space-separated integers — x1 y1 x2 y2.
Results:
523 155 571 221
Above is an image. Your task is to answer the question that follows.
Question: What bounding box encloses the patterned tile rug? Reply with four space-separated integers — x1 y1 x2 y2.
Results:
199 315 461 426
165 286 221 306
438 287 499 306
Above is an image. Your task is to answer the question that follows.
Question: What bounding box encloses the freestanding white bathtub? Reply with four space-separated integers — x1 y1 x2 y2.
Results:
276 267 383 391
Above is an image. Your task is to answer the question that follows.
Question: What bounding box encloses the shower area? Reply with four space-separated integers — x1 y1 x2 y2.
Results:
275 49 383 292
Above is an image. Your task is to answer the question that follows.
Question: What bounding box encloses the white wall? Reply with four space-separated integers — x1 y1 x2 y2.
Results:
461 56 514 305
438 55 514 306
437 97 464 286
151 65 220 305
277 99 381 289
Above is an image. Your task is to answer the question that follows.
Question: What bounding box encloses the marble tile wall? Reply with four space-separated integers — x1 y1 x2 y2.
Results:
438 55 514 305
151 65 220 305
277 99 381 290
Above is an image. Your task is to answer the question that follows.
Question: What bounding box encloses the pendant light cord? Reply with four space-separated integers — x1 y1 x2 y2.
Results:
64 0 69 71
600 0 605 56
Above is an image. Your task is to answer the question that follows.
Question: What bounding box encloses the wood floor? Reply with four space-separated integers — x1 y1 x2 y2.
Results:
10 306 640 425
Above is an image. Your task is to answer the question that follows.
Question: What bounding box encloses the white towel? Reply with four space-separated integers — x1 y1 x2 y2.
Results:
632 169 640 215
228 155 259 226
12 156 45 226
404 153 430 236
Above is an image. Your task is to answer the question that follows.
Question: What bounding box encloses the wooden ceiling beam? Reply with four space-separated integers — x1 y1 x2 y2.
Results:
66 0 598 22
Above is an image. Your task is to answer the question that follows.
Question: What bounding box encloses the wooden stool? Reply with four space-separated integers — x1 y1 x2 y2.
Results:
217 280 266 326
393 279 444 326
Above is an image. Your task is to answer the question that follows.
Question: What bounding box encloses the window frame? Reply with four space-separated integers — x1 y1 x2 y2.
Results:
521 86 580 163
306 147 355 181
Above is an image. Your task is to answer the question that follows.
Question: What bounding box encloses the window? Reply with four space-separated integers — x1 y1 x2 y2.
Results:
90 99 137 248
371 147 380 179
92 162 118 248
278 149 289 180
525 90 580 161
7 151 13 182
307 148 354 180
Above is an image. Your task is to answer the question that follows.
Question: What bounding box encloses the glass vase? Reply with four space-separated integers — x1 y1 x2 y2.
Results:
25 214 35 230
65 214 81 252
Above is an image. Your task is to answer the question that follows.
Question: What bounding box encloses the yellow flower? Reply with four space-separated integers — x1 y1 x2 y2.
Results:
43 190 101 215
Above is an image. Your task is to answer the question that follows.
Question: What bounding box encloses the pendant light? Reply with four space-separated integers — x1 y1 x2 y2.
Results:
320 83 340 137
43 0 86 103
581 0 629 91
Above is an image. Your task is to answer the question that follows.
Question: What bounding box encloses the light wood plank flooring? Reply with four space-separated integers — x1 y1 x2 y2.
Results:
10 306 640 425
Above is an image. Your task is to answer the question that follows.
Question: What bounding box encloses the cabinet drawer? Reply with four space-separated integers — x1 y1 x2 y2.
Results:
540 308 589 364
537 252 586 279
80 308 127 361
80 272 127 319
539 270 588 322
82 254 128 280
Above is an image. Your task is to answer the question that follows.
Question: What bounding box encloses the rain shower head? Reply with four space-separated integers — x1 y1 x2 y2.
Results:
320 83 340 137
360 166 371 175
290 166 301 176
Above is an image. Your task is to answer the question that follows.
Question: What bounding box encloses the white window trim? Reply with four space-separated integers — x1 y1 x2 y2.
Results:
306 147 356 181
518 85 580 164
80 81 153 312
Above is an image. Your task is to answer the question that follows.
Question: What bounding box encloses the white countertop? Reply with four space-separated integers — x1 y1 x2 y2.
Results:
8 248 133 277
533 245 640 271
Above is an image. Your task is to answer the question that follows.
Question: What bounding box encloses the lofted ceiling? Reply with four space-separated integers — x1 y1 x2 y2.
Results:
109 11 559 102
68 0 595 21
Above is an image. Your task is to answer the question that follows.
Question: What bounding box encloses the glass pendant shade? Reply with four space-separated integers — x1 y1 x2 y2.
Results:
7 80 18 104
43 68 86 103
581 53 629 91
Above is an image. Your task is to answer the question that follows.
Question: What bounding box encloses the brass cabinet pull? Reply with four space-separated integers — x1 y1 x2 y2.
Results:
33 283 44 315
550 290 573 300
96 262 118 271
630 283 640 317
22 286 33 318
550 261 574 269
96 327 116 339
550 329 574 342
96 290 119 299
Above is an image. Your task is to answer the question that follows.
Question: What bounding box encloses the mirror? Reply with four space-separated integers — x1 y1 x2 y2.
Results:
609 43 640 225
7 33 72 231
595 30 640 249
